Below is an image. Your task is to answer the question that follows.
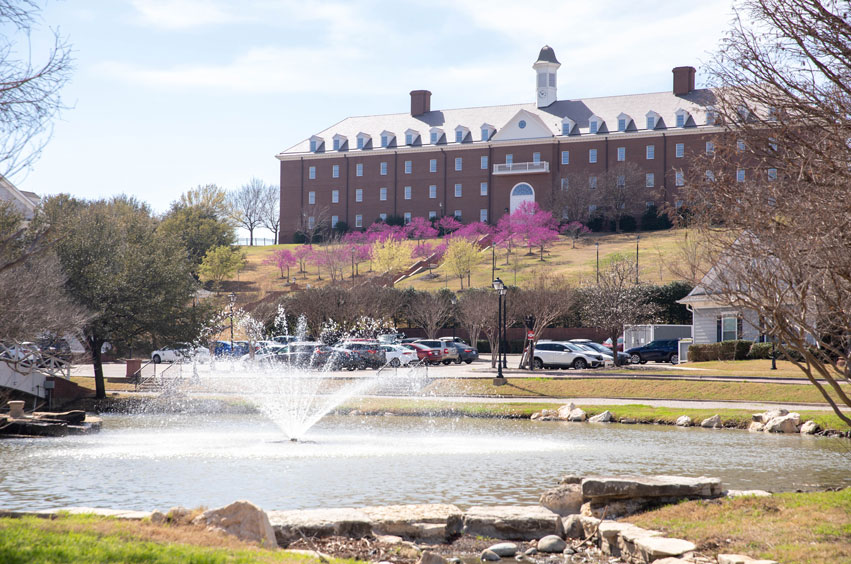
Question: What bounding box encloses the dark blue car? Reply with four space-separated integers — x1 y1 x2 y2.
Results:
626 339 680 364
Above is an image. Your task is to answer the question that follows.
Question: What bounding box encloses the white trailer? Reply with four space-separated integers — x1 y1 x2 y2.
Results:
624 324 693 351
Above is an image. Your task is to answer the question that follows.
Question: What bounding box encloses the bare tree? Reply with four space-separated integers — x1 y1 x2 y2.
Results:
260 183 280 243
595 162 647 232
299 203 330 244
0 1 73 178
457 288 492 347
677 0 851 425
515 271 577 368
229 178 265 245
543 176 593 223
580 257 658 366
405 290 454 339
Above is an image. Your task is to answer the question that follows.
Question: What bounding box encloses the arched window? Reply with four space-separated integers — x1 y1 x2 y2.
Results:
509 183 535 213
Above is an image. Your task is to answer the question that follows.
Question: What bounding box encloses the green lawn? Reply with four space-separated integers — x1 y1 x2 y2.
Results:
608 359 821 379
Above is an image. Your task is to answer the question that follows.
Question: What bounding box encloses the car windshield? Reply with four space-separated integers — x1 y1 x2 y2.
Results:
647 340 668 347
563 342 584 352
584 343 610 354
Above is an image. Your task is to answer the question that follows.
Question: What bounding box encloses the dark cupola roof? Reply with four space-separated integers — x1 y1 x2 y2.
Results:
536 45 559 64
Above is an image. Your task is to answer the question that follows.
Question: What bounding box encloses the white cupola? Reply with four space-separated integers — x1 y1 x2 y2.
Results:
533 45 560 108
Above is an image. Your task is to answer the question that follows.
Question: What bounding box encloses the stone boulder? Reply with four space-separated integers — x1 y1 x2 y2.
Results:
562 514 584 539
480 549 500 561
536 535 566 553
539 483 582 516
418 551 448 564
763 412 800 433
556 403 576 420
193 500 277 548
588 410 613 423
567 408 586 422
486 542 518 557
800 420 820 434
463 506 564 541
752 409 787 423
700 414 722 428
559 475 583 485
675 415 692 427
748 422 765 433
268 507 372 546
718 555 779 564
531 409 559 421
634 537 696 562
581 475 723 503
619 417 637 424
362 504 463 541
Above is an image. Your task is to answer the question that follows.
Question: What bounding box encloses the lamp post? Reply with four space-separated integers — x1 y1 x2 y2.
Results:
492 278 507 385
595 241 599 284
228 292 236 352
635 235 640 284
351 247 355 279
771 339 777 370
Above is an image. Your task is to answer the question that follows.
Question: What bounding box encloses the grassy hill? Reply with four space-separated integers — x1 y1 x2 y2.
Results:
227 228 696 301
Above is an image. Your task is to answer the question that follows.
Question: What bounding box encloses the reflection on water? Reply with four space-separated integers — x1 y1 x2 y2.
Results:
0 414 847 511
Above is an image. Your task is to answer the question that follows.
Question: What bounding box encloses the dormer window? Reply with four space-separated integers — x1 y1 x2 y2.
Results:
646 111 661 130
356 132 371 150
455 125 470 143
705 109 717 125
404 128 419 146
675 109 691 128
480 123 495 141
430 127 444 145
588 115 604 134
332 134 347 151
309 136 323 153
380 130 395 148
561 117 575 136
616 113 632 132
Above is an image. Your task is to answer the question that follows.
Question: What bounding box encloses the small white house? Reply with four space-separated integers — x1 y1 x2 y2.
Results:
0 176 39 220
677 268 761 345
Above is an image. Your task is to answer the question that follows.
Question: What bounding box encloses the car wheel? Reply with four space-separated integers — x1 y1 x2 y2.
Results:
464 359 472 364
573 357 588 370
454 357 462 364
152 355 161 364
532 357 544 370
442 360 451 365
389 358 401 367
630 354 641 364
670 354 679 365
347 365 356 371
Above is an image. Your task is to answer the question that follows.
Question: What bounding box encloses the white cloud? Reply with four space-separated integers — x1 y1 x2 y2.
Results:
129 0 247 29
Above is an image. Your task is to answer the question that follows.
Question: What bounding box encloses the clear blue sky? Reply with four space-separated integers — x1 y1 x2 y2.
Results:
15 0 734 238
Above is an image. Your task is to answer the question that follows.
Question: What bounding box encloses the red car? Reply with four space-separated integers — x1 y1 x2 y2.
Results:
402 342 445 365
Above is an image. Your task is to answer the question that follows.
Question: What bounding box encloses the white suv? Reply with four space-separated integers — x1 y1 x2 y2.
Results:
532 340 605 370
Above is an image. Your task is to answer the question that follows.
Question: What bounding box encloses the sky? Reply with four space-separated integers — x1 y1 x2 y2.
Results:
12 0 735 239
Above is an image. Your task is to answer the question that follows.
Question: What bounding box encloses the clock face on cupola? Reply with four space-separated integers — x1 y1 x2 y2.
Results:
533 45 560 108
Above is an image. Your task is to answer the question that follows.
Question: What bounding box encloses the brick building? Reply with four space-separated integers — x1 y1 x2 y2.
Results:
276 46 719 242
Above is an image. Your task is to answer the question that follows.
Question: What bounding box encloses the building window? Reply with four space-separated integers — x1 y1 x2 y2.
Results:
333 139 340 151
380 162 388 175
617 118 626 132
380 187 387 201
332 164 340 178
404 186 412 200
331 190 339 203
562 122 570 135
309 140 317 152
706 170 715 182
355 214 363 228
404 212 412 224
676 200 684 208
455 184 462 197
357 137 364 149
646 173 655 187
675 143 684 158
430 131 438 144
506 154 513 165
308 166 316 179
356 163 363 177
480 209 488 222
429 185 437 199
589 121 598 134
675 170 684 186
646 145 655 160
381 134 389 147
646 201 655 208
356 188 363 202
676 113 685 127
532 152 541 163
617 147 625 161
589 149 597 163
589 204 597 212
454 210 462 219
737 139 745 152
331 215 339 227
768 168 777 181
481 155 488 169
646 116 656 129
480 182 488 196
456 130 464 143
617 175 625 187
737 168 745 182
706 141 715 154
721 316 738 341
379 213 387 221
404 160 412 174
308 216 315 228
429 159 437 173
560 177 569 190
308 191 315 205
429 211 437 219
481 127 489 141
455 157 462 171
561 150 569 165
589 176 597 189
405 133 413 145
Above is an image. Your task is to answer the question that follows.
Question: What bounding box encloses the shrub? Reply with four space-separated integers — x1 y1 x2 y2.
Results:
748 342 774 359
718 340 752 360
619 215 637 232
689 343 720 362
641 205 673 231
587 214 608 232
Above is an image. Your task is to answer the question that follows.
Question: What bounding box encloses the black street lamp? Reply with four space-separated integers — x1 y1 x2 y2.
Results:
635 235 640 284
492 278 507 385
228 292 236 351
595 241 599 284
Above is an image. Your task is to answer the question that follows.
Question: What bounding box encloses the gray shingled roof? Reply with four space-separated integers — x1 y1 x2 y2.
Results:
536 45 560 65
279 88 718 156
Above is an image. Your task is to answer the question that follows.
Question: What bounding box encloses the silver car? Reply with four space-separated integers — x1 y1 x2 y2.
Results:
532 340 604 370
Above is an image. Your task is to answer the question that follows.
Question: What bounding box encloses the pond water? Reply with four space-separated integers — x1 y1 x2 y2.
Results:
0 414 847 511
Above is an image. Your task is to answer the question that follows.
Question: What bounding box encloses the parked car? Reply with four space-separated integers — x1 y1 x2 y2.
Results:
443 341 478 364
415 340 457 365
626 340 680 364
312 345 359 370
402 342 444 364
378 333 405 344
240 343 287 362
272 335 298 345
570 339 631 365
381 344 418 367
339 340 386 369
603 336 625 352
532 340 605 370
263 341 324 367
151 344 210 363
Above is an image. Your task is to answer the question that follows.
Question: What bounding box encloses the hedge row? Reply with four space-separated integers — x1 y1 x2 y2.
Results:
688 340 754 361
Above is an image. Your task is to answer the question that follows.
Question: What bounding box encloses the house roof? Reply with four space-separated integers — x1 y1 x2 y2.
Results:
0 176 38 219
278 88 718 157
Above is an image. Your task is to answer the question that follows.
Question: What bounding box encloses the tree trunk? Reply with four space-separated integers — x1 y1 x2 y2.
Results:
249 229 254 246
611 331 621 367
88 336 106 400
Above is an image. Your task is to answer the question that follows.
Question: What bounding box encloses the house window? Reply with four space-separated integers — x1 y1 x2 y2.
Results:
646 145 655 160
404 186 411 200
404 160 412 174
455 184 462 197
721 316 738 342
456 130 464 143
675 143 684 158
617 175 625 188
480 182 488 196
454 210 462 219
589 121 598 134
308 166 316 179
429 185 437 199
429 211 437 219
308 216 315 228
532 152 541 163
768 168 777 181
356 188 363 202
308 191 315 205
357 137 364 149
429 159 437 172
646 173 655 187
356 163 363 177
676 113 685 127
737 168 745 182
706 141 714 154
481 155 488 169
561 150 569 165
355 214 363 228
332 164 340 178
675 170 684 186
380 162 388 175
589 149 597 163
589 176 597 189
646 116 656 129
506 154 513 165
480 209 488 222
617 147 625 161
379 213 387 221
331 215 339 227
380 187 387 201
455 157 462 171
404 212 412 224
617 118 626 132
331 190 339 203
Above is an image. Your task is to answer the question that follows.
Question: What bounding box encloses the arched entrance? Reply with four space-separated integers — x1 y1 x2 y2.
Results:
510 183 535 213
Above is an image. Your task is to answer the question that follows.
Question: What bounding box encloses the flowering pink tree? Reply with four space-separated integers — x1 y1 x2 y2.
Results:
411 241 438 275
452 221 492 241
437 216 461 235
293 245 312 278
405 216 438 244
560 221 591 248
494 213 519 264
263 248 296 280
366 222 405 243
529 225 561 260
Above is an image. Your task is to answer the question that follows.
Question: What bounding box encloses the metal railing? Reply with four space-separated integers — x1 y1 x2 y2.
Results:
0 342 71 379
493 161 550 175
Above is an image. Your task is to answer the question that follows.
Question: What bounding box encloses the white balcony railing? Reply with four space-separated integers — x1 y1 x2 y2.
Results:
492 161 550 175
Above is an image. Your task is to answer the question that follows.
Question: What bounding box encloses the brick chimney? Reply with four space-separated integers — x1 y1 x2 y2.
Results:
672 66 696 96
410 90 431 116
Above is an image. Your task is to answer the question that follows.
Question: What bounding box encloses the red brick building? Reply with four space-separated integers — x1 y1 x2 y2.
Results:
276 46 719 242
